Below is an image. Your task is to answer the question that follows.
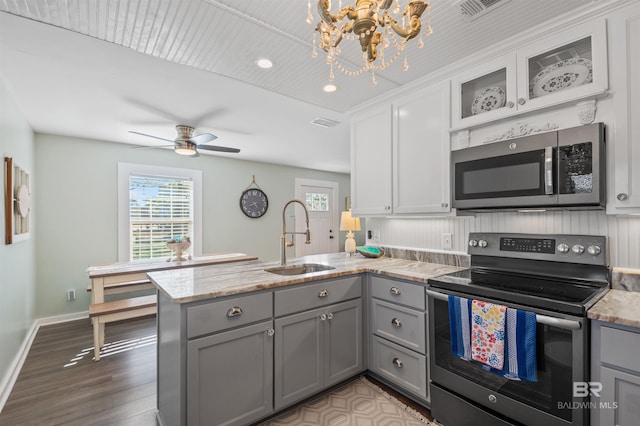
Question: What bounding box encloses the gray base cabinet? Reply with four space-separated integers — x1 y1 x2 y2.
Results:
274 298 363 409
368 275 429 403
591 320 640 426
187 320 274 426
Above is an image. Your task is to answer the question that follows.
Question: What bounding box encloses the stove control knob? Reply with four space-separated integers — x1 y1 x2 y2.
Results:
469 239 478 247
572 244 585 254
478 240 488 248
557 243 570 253
587 245 601 256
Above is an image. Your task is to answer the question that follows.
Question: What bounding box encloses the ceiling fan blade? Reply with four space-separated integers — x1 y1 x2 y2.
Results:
131 144 175 149
129 131 175 143
197 144 240 153
190 133 217 144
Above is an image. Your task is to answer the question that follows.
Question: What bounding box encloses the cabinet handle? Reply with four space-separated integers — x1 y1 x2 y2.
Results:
320 313 327 321
390 287 401 296
327 313 333 320
391 318 402 327
518 97 526 105
266 328 275 336
392 358 403 368
226 306 243 317
441 202 448 208
506 101 514 108
617 193 629 201
385 205 391 210
318 289 329 297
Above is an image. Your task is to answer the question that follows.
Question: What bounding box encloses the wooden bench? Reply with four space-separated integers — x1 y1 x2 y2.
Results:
86 253 258 361
89 295 157 361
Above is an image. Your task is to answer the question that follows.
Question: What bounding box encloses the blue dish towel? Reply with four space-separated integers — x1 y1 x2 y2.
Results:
448 295 538 382
486 308 537 382
448 295 472 361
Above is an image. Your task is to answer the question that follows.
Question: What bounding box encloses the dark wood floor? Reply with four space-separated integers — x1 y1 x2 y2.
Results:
0 316 158 426
1 316 433 425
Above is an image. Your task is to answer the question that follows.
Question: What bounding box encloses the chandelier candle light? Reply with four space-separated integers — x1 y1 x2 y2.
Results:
307 0 432 87
340 210 362 255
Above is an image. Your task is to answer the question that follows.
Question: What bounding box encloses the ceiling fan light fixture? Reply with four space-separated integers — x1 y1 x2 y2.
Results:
174 143 197 156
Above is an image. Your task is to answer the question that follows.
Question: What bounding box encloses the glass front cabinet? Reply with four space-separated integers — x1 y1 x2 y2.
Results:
451 19 608 130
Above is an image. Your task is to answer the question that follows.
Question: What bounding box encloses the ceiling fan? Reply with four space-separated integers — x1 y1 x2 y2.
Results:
129 125 240 156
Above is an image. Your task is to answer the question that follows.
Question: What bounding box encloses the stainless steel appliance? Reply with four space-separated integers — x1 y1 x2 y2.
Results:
427 232 610 426
452 123 605 210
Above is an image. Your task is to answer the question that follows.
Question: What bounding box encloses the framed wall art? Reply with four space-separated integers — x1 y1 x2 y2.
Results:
4 157 31 244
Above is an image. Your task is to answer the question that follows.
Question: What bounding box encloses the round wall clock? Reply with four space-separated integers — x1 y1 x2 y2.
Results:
240 188 269 218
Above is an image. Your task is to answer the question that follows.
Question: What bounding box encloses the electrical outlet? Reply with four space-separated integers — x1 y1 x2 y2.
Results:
373 230 381 242
67 289 76 302
442 233 453 250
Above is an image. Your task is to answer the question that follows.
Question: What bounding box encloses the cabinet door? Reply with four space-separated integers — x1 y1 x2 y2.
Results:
351 105 393 215
274 308 323 409
324 299 363 387
187 321 273 426
600 366 640 426
450 53 517 130
393 81 451 214
516 19 608 112
610 6 640 211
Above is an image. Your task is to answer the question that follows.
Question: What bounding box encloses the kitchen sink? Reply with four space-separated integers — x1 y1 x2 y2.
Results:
264 263 336 276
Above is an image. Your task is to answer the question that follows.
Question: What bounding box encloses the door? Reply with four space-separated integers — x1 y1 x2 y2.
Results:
295 178 339 256
187 321 274 426
324 299 363 386
274 308 323 409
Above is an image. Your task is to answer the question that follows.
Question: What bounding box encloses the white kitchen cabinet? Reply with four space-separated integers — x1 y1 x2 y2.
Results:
450 19 608 131
351 104 393 215
609 5 640 211
351 81 451 215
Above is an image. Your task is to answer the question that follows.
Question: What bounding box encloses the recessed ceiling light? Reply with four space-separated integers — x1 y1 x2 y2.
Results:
323 83 337 93
255 58 273 69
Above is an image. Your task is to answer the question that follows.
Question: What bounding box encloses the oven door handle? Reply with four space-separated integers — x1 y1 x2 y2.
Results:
426 289 582 331
544 146 554 195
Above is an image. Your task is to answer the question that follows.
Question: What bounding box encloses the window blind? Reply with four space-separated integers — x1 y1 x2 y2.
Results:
129 174 193 260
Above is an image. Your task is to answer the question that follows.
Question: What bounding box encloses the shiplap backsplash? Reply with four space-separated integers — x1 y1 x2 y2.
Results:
367 211 640 268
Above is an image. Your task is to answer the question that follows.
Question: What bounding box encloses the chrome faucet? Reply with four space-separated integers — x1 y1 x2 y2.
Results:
281 199 311 265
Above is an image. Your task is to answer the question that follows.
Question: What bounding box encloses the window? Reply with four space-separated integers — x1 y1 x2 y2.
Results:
305 192 329 212
118 163 202 261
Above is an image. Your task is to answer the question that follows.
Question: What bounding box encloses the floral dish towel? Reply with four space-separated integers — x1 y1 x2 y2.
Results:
471 300 507 369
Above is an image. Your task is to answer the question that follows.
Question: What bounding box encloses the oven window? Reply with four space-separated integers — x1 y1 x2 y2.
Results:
455 150 548 199
432 298 573 422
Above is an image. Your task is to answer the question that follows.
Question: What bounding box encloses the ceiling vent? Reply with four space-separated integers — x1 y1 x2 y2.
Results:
459 0 511 20
310 117 341 128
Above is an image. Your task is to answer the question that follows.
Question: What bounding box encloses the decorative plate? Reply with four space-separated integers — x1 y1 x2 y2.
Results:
356 246 385 258
471 87 506 115
530 57 592 98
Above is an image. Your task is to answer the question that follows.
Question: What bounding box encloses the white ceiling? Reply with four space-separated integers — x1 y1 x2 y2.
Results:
0 0 595 173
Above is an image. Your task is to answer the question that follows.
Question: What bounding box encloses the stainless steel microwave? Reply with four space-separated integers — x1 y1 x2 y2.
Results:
452 123 605 210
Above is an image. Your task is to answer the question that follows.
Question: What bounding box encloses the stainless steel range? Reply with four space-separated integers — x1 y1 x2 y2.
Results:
427 232 610 426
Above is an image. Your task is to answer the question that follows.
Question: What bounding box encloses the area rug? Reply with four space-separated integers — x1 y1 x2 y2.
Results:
260 377 439 425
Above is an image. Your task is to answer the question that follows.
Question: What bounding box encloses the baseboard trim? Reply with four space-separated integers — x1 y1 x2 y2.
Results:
0 319 38 413
38 310 88 327
0 311 89 412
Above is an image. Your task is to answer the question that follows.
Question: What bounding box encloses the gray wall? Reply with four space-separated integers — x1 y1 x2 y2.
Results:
0 78 37 395
35 134 353 318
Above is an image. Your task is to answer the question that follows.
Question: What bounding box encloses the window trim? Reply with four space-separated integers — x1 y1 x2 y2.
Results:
118 162 202 262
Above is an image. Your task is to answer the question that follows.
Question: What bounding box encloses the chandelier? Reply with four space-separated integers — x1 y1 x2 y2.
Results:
306 0 433 87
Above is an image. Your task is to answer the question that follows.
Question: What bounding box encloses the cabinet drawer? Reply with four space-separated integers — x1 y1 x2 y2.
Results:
275 276 361 317
601 325 640 373
371 299 425 354
187 292 273 338
370 335 427 400
370 276 425 310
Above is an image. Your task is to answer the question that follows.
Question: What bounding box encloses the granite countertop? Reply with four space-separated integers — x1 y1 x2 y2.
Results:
147 252 464 304
588 289 640 329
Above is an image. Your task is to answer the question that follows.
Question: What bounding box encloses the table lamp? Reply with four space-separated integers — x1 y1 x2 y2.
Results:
340 210 361 255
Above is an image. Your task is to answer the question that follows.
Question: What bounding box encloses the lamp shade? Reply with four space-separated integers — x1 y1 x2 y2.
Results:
340 210 361 232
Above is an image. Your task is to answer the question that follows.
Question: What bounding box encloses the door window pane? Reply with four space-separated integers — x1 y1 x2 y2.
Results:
305 192 329 212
